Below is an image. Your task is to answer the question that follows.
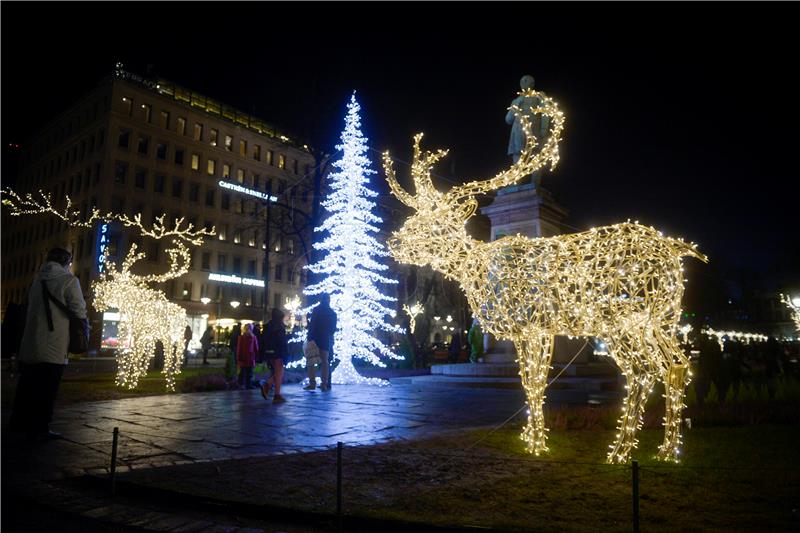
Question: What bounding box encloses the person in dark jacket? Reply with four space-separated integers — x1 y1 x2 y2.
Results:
260 308 289 403
448 328 462 363
199 326 213 365
305 293 338 391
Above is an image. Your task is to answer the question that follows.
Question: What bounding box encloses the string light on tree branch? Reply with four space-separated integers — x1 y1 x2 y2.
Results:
384 88 707 464
403 302 424 334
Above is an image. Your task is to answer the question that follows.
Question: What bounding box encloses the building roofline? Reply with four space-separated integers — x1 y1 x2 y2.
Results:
113 65 312 154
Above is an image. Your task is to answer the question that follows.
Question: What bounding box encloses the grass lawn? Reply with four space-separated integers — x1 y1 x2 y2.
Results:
118 424 800 532
1 366 226 407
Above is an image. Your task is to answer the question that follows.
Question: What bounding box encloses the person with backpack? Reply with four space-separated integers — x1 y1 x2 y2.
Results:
9 247 87 442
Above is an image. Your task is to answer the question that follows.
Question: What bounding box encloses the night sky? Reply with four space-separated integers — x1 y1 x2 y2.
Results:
2 2 798 294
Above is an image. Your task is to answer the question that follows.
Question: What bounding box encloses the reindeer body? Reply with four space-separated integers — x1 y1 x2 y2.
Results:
383 89 707 463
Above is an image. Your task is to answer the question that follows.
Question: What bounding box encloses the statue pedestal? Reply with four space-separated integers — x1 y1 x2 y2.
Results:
479 183 588 364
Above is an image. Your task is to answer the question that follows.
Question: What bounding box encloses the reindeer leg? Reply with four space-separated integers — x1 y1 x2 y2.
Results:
656 334 690 462
607 342 656 464
517 334 554 455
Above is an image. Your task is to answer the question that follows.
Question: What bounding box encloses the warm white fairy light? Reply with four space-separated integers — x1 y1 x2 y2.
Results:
700 327 769 351
384 88 707 463
403 302 424 334
1 190 214 390
92 245 187 390
782 294 800 334
305 93 404 386
284 295 302 329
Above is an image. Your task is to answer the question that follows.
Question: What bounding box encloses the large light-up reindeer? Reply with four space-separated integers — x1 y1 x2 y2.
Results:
383 89 707 463
1 190 213 391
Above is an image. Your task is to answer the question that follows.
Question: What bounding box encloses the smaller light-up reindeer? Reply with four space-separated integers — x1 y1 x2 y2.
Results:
383 89 707 463
1 190 214 391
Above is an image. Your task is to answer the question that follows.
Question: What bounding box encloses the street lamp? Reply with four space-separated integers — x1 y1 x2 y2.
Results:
230 301 240 309
200 297 211 305
446 315 453 323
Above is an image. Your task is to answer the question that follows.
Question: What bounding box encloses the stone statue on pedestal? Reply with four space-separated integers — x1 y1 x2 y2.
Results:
506 74 550 189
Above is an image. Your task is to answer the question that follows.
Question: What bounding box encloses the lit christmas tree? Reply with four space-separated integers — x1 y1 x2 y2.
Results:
305 93 403 385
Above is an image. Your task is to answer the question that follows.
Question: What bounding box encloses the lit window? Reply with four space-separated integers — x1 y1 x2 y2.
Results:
191 154 200 170
239 140 247 156
223 164 231 179
266 150 274 165
233 230 241 244
237 169 244 183
218 224 227 241
193 123 203 141
207 159 216 175
224 135 233 151
210 128 218 146
177 117 186 136
141 104 152 123
278 154 285 169
253 144 261 161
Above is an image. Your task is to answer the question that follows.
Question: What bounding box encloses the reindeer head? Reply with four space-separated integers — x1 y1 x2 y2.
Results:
383 89 565 273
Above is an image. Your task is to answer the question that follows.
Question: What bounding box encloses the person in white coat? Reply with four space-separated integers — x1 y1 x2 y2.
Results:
10 247 87 442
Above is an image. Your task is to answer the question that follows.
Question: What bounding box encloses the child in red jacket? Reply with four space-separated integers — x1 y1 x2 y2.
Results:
236 323 259 389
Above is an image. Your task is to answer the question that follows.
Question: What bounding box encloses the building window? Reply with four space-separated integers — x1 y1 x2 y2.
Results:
247 260 256 276
274 264 283 281
253 174 260 190
210 128 218 146
278 179 286 194
118 129 131 149
141 103 152 123
239 139 247 156
233 257 242 274
122 96 133 116
207 159 216 175
234 198 243 214
191 153 200 171
236 169 244 183
172 178 183 199
114 161 127 184
266 150 273 165
159 110 170 129
154 174 166 193
193 123 204 141
156 142 167 160
204 220 214 233
224 135 233 151
218 224 228 241
287 238 294 255
233 230 241 244
182 282 192 300
222 164 231 179
137 135 149 155
189 182 200 202
221 193 230 210
201 252 211 270
205 188 215 207
248 231 256 247
177 117 186 136
134 168 147 189
218 254 226 272
174 148 184 165
274 292 282 310
293 159 298 174
253 144 261 161
278 154 285 169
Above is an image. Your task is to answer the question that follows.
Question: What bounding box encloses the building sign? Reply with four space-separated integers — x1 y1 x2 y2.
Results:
97 222 110 273
218 180 277 202
208 272 265 287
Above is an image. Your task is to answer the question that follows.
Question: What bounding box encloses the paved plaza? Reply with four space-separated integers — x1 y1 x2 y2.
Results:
3 382 528 482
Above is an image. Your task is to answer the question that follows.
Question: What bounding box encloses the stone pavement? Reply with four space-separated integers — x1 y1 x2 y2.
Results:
3 382 528 482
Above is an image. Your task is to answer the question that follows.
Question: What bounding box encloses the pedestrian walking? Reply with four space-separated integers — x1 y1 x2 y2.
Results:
200 325 213 365
260 308 289 403
183 324 193 366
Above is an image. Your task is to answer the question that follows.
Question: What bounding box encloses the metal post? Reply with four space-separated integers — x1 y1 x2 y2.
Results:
110 427 119 496
632 460 640 533
337 441 343 532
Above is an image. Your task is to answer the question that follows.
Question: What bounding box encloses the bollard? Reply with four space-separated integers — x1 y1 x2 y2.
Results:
110 427 119 496
632 460 640 533
337 441 343 532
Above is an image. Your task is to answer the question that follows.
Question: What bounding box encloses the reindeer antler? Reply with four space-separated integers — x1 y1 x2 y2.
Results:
383 151 418 209
384 133 449 209
446 90 564 201
1 188 103 228
114 213 214 246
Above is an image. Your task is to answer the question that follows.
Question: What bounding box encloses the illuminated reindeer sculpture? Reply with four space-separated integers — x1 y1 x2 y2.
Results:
383 89 707 463
92 213 213 391
1 189 213 391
